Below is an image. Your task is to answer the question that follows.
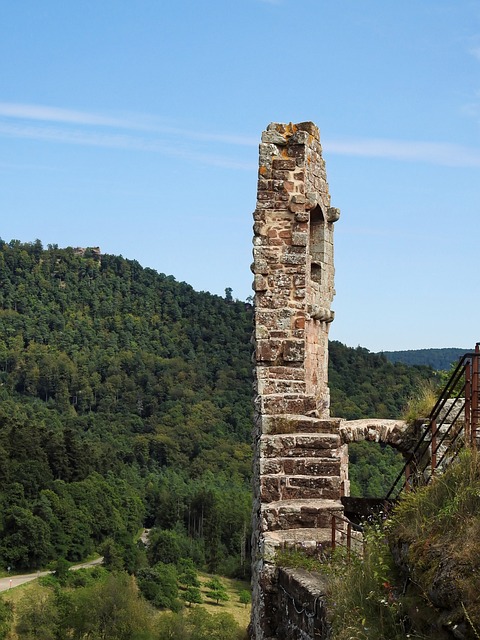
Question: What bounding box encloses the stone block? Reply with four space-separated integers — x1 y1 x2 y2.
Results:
273 169 291 180
283 339 304 362
262 499 343 531
294 316 305 329
253 275 268 292
260 394 317 416
260 433 341 458
287 144 307 159
288 201 307 213
282 249 306 266
263 366 305 379
259 378 306 395
260 475 340 502
260 415 339 435
281 458 341 476
294 211 309 222
256 339 282 362
295 122 319 137
261 130 287 145
292 231 307 246
289 130 310 145
272 158 296 170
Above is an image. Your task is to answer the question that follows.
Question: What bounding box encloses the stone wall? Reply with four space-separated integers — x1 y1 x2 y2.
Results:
250 122 345 640
275 568 330 640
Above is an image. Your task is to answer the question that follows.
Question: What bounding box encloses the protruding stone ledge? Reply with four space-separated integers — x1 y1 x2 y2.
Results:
340 418 410 452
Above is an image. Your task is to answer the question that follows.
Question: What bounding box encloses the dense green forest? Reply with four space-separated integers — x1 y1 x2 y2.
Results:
380 347 468 370
329 341 433 420
0 239 435 575
0 239 253 576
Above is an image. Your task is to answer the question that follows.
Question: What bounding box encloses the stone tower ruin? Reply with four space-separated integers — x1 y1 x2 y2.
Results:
251 122 347 639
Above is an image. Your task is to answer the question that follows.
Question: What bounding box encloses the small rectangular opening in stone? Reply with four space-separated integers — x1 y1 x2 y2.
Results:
311 263 322 284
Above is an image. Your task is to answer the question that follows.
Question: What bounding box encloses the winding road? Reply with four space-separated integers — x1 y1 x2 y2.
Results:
0 557 103 593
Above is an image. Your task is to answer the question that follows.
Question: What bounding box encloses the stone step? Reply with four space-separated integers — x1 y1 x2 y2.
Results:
260 414 343 435
260 456 341 477
260 433 342 458
261 498 343 532
261 525 363 562
257 394 317 416
260 528 335 561
261 474 341 502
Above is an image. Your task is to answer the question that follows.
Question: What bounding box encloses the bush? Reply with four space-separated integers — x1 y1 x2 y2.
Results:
136 563 180 610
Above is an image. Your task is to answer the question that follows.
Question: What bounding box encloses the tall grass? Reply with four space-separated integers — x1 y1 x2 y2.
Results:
402 380 438 426
388 449 480 632
321 523 415 640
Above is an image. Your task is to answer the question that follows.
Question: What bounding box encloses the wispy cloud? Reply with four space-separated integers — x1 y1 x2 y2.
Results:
0 102 257 146
0 101 257 170
0 121 255 170
0 102 131 128
324 137 480 168
2 101 480 169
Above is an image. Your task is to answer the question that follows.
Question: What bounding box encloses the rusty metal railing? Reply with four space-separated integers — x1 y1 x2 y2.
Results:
331 513 363 557
385 343 480 500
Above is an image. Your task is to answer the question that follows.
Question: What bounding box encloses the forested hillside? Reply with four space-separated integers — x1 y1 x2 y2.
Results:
329 341 433 420
0 239 253 574
380 347 468 370
0 239 434 573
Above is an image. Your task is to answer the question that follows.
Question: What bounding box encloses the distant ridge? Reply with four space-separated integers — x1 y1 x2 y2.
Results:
380 348 469 371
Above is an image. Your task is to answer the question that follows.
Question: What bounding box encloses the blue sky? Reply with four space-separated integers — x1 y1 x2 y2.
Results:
0 0 479 352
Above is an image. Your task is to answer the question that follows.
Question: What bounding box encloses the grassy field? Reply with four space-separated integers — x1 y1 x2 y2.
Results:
196 572 251 628
1 570 251 637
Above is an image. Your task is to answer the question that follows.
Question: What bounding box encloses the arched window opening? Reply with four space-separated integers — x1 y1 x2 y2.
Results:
309 205 325 285
349 441 404 498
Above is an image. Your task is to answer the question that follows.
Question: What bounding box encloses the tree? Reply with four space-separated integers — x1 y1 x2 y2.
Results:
68 572 154 639
239 589 251 608
52 557 70 585
100 538 124 572
178 558 201 588
136 563 179 610
181 586 203 607
204 577 229 605
0 506 52 569
15 588 59 640
186 607 241 639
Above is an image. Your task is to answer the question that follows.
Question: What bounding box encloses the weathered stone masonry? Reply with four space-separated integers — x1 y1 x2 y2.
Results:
250 122 347 640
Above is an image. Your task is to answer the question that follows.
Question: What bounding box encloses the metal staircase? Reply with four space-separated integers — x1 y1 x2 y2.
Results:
385 343 480 500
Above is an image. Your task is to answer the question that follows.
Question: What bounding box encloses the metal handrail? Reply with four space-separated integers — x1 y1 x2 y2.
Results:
385 344 480 500
331 513 362 556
